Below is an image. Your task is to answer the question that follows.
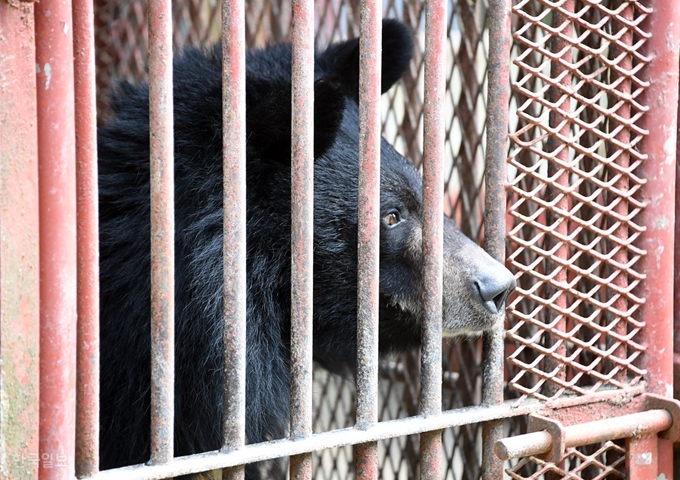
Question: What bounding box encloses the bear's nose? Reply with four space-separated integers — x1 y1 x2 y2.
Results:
473 268 516 315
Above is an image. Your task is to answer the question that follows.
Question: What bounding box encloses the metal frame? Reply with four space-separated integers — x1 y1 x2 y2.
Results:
0 3 41 479
35 1 79 478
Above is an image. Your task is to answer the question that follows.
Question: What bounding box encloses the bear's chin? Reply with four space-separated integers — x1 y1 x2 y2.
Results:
441 312 504 338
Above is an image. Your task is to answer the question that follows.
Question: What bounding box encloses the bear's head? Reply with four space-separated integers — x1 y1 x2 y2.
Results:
244 19 516 368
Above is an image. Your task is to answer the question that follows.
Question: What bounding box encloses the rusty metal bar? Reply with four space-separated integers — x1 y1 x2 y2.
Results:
638 0 680 477
481 0 512 478
0 3 40 478
420 0 447 475
626 432 658 477
148 0 175 465
289 0 315 476
354 1 381 479
676 49 680 399
87 399 544 480
221 0 247 478
35 0 79 478
495 409 673 461
73 0 101 475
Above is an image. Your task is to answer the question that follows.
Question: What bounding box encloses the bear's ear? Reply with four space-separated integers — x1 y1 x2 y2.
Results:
319 19 413 102
246 77 346 161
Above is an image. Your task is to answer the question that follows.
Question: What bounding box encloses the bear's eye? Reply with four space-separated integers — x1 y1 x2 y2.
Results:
383 212 401 227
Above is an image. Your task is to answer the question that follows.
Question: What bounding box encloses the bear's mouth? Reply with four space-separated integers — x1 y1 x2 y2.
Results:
442 326 491 339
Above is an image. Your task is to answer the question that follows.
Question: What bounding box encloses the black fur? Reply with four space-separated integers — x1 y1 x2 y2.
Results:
99 19 490 478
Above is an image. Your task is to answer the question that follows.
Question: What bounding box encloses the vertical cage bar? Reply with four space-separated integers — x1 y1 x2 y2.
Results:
610 3 633 383
638 0 680 477
35 1 79 478
420 0 446 476
0 3 40 478
221 0 247 477
543 0 573 398
355 1 381 479
148 0 175 464
73 0 100 475
676 55 680 396
480 6 512 475
626 434 658 478
289 0 315 476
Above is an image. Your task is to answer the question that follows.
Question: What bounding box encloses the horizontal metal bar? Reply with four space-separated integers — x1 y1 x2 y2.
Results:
495 409 673 461
88 401 542 480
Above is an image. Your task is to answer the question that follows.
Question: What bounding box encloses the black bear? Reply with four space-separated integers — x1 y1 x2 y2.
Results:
98 19 515 476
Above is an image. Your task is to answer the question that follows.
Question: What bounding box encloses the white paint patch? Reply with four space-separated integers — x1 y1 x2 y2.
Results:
664 135 676 159
654 217 668 230
649 193 664 208
44 63 52 90
635 452 652 465
62 21 69 35
655 244 665 264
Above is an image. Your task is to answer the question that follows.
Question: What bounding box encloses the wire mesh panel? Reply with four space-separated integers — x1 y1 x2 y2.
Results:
503 0 656 478
505 0 651 403
506 442 626 479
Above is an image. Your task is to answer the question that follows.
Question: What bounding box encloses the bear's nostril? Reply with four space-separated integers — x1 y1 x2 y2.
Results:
492 290 507 312
473 271 516 315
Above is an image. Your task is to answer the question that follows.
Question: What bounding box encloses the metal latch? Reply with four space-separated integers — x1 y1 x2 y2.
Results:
495 393 680 464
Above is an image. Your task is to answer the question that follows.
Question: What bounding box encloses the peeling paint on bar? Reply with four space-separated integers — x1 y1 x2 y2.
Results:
221 0 247 478
420 0 447 476
481 0 512 478
35 0 79 478
73 0 101 474
354 1 382 479
289 0 315 477
0 3 40 479
638 0 680 476
148 0 175 465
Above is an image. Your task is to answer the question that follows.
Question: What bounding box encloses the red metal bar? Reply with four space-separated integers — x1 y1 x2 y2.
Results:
354 1 381 479
609 1 633 387
420 0 446 476
148 0 175 465
35 0 78 478
221 0 247 478
0 3 40 478
481 0 512 477
626 433 658 478
675 55 680 394
544 0 573 399
73 0 101 475
289 0 315 476
638 0 680 477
